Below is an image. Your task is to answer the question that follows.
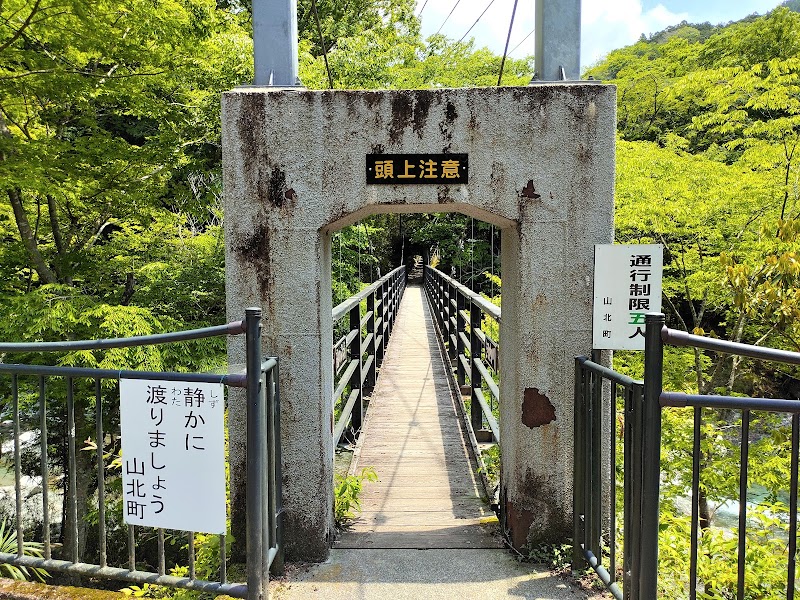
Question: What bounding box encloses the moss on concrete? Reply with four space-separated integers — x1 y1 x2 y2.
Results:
0 579 124 599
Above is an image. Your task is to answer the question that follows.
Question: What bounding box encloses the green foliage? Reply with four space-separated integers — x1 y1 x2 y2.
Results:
525 541 573 572
0 519 48 582
120 533 233 598
334 467 378 527
589 7 800 596
477 444 500 489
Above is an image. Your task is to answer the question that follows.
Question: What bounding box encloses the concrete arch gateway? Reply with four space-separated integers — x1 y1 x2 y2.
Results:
223 84 615 560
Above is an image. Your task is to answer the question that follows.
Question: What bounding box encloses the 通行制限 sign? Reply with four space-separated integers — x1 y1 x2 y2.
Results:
593 244 663 351
366 154 468 184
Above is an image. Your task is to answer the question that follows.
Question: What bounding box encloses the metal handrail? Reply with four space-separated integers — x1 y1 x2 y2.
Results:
332 266 406 444
577 314 800 599
655 316 800 600
332 266 405 321
424 267 501 322
573 353 638 600
0 321 246 352
663 325 800 365
0 310 281 600
424 266 500 444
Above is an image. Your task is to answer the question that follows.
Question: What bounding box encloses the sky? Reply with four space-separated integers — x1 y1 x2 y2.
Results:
416 0 785 70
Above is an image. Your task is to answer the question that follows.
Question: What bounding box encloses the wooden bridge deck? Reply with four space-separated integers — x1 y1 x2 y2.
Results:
336 284 500 549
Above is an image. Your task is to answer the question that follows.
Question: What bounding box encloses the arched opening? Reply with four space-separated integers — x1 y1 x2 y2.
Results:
326 211 506 549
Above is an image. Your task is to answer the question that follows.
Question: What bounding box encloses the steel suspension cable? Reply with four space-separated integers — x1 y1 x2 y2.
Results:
436 0 463 35
470 217 474 290
456 0 497 44
491 223 495 298
497 0 519 86
310 0 334 88
508 27 534 56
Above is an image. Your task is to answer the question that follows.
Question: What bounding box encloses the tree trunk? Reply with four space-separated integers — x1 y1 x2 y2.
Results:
61 395 94 564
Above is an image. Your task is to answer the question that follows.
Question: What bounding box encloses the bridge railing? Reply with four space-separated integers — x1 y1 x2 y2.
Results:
576 313 800 600
0 309 280 600
424 266 499 443
574 353 639 600
332 266 406 445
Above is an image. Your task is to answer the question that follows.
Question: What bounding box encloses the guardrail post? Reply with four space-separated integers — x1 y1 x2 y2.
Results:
640 313 665 599
389 271 397 335
589 349 603 562
365 291 377 390
267 360 284 576
627 381 644 598
349 304 364 433
469 302 484 434
382 278 390 356
456 291 466 387
245 307 266 600
447 282 456 360
572 357 587 571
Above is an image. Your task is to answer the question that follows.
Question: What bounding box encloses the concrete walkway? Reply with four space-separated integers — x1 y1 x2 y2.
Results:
270 548 599 599
270 285 601 599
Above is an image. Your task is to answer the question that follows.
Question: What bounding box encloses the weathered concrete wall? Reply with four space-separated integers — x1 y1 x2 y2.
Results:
222 84 615 560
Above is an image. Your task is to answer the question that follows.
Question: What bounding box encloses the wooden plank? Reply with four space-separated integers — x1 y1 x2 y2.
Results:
343 286 497 551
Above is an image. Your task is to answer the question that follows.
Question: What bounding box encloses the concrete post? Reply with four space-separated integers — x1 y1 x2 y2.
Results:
223 85 615 559
535 0 581 81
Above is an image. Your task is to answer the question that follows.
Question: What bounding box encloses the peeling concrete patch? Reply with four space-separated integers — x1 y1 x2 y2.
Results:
437 188 454 203
520 180 541 200
522 388 556 428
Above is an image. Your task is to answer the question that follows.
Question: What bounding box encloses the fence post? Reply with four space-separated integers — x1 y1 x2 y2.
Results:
245 307 266 600
349 304 364 433
640 313 665 599
267 360 284 575
389 271 397 334
572 357 587 570
456 291 466 387
469 302 483 434
589 349 603 562
365 291 377 389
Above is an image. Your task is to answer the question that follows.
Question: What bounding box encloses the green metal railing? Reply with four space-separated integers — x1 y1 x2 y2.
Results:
0 309 280 600
332 266 405 445
575 313 800 599
424 266 499 443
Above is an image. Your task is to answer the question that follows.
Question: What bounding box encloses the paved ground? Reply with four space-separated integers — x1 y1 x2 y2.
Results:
269 548 601 599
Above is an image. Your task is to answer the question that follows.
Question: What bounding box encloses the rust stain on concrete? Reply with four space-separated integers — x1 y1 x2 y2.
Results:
521 388 556 428
505 500 535 550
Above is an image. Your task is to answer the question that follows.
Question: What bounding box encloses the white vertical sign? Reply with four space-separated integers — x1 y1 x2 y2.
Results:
593 244 663 350
120 379 226 534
